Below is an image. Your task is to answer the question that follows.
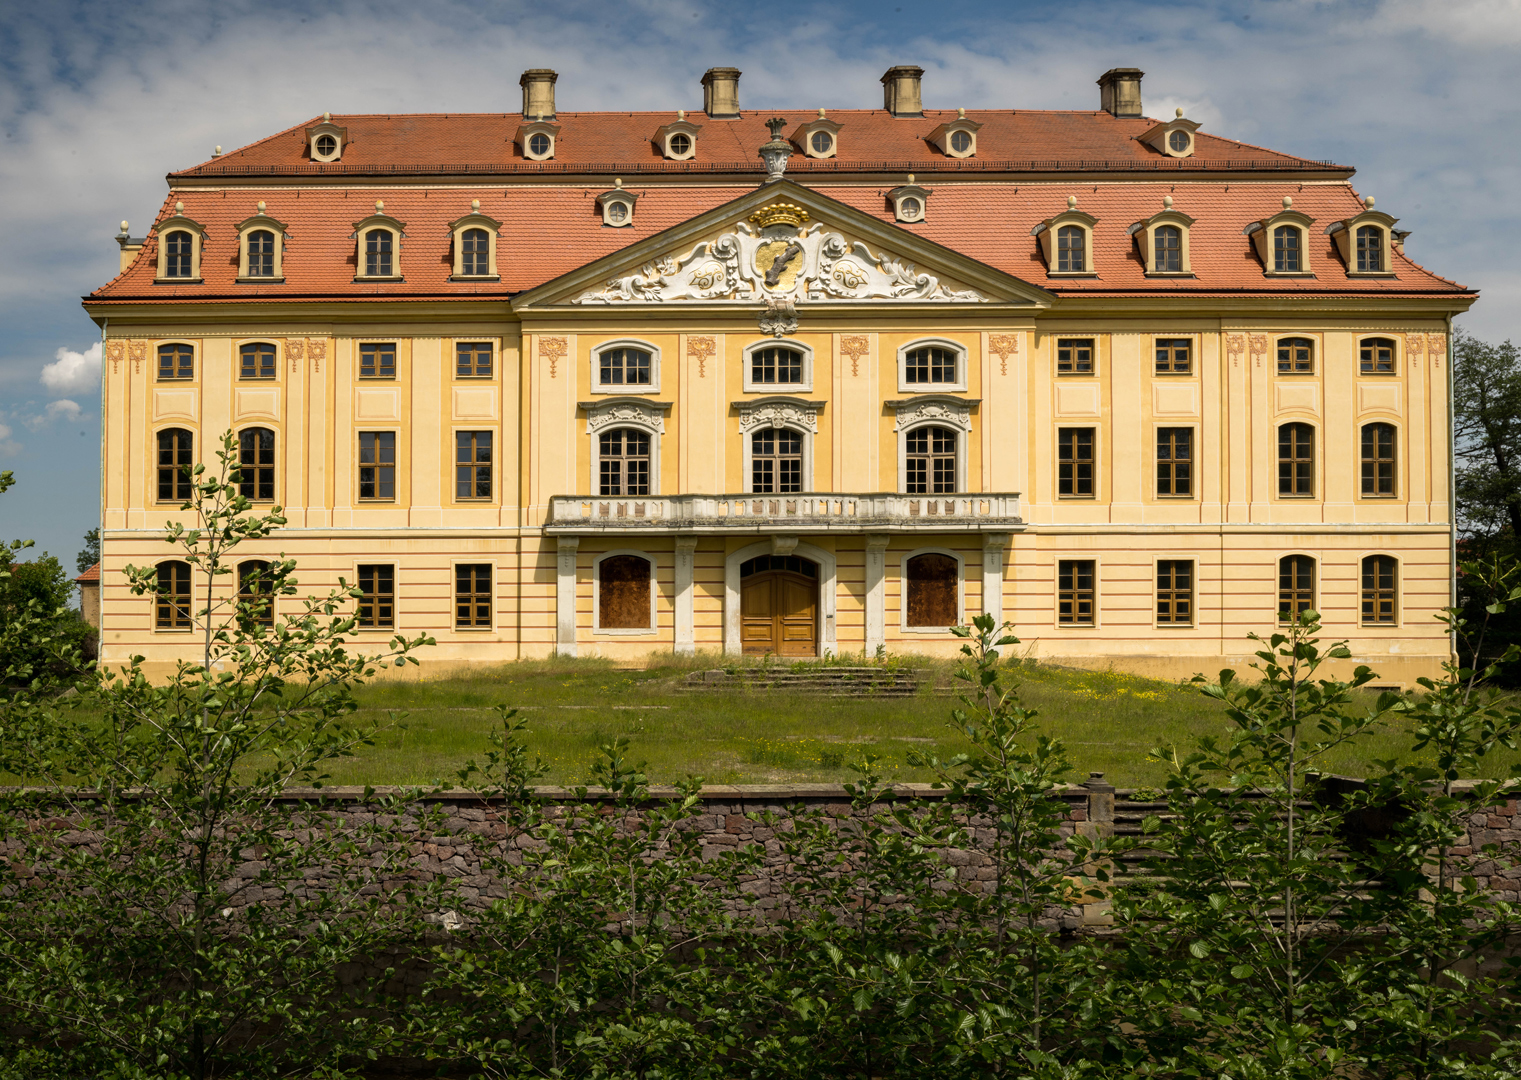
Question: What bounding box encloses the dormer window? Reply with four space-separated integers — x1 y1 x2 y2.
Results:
1131 197 1195 276
928 111 981 159
235 202 288 282
1033 196 1098 275
448 200 502 280
517 119 560 161
791 111 842 159
597 181 639 228
888 178 930 223
154 202 206 283
655 113 701 160
1140 109 1201 159
306 113 346 162
1328 198 1399 277
351 201 405 281
1246 197 1315 277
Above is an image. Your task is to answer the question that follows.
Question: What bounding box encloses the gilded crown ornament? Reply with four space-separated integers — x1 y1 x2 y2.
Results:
748 203 809 230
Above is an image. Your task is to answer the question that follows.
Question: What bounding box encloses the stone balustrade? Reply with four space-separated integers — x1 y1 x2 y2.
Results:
545 492 1023 533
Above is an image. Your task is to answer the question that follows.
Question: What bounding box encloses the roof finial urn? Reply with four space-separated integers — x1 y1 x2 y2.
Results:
758 116 792 184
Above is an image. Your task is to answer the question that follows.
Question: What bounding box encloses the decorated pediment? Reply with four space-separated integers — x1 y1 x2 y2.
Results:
515 181 1052 314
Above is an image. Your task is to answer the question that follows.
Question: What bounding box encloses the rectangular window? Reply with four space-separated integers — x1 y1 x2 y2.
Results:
359 343 396 379
1279 556 1315 622
456 342 493 378
357 564 394 628
1155 339 1191 375
600 347 652 386
749 346 803 385
158 344 194 380
1276 338 1313 374
155 562 193 629
358 432 396 501
455 563 492 628
1056 338 1094 375
903 346 958 385
1057 560 1095 626
1156 428 1193 497
1361 555 1397 624
1156 560 1194 625
1361 424 1397 497
455 431 493 500
364 229 393 277
239 342 276 380
1057 428 1094 497
1278 423 1315 497
1360 339 1395 374
751 429 803 494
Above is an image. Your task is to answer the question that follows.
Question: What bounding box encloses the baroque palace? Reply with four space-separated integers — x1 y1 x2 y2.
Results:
84 66 1474 682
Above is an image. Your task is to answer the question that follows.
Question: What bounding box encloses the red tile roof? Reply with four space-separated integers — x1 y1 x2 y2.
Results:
88 179 1469 302
170 109 1345 178
75 563 100 584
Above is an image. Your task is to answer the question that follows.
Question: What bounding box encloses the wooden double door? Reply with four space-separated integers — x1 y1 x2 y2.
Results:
740 562 819 657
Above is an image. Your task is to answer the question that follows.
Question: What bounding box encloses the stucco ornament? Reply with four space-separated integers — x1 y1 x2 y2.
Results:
892 397 973 432
759 295 798 337
583 399 666 435
737 398 819 434
573 202 987 306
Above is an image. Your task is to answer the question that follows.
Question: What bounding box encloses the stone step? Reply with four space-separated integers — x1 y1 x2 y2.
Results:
681 667 925 698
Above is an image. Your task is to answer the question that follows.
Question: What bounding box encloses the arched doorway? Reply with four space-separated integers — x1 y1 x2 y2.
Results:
739 554 818 656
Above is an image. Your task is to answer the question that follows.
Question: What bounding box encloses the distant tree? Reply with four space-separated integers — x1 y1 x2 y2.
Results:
0 476 90 691
75 527 99 574
1453 330 1521 545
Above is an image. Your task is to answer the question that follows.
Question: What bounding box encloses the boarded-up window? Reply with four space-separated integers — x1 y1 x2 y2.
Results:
905 553 958 628
599 555 652 630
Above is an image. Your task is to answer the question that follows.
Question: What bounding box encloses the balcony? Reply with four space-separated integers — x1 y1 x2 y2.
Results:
545 493 1023 534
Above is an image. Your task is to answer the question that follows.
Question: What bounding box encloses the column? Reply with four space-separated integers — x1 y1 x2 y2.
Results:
555 536 580 657
673 535 698 655
983 532 1010 627
864 534 890 656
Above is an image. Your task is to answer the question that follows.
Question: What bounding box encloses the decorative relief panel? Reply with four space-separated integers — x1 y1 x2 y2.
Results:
1275 384 1319 414
1428 332 1446 368
540 336 567 378
153 391 197 420
284 338 305 372
1248 334 1269 368
686 335 715 379
736 398 818 435
1055 383 1101 417
452 387 496 420
1153 384 1199 416
988 333 1019 376
106 341 125 374
840 335 870 377
584 399 668 435
128 340 147 374
235 389 280 418
307 338 326 373
1225 334 1246 368
890 397 973 433
1359 383 1402 414
357 389 401 421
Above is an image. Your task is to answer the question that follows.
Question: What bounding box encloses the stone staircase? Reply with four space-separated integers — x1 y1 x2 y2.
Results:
681 666 923 698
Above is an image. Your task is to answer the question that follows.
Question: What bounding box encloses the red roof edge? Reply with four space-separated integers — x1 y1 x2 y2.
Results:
75 563 100 583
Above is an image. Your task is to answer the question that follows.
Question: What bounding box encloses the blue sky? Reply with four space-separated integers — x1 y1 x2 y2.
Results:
1 0 1518 570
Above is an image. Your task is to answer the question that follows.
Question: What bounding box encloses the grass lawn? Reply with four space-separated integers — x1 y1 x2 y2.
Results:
321 653 1521 790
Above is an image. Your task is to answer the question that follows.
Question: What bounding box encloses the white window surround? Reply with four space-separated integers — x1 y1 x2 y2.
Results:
899 547 965 634
154 203 207 283
896 338 968 393
1138 113 1201 159
235 203 289 282
1328 205 1401 276
592 549 660 635
743 338 814 393
654 116 702 160
350 205 406 281
1129 202 1196 276
723 538 837 656
581 397 670 497
516 120 560 161
596 185 639 228
887 182 931 224
306 114 346 162
591 338 661 394
928 113 982 159
791 114 842 159
890 395 975 495
735 397 822 495
1032 203 1099 276
448 201 503 281
1246 200 1316 277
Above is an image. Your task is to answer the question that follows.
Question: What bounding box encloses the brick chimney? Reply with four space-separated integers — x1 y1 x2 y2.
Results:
520 69 558 120
1097 68 1144 118
701 67 741 118
881 65 924 118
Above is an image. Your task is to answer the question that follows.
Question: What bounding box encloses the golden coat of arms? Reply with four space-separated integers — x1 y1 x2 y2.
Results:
749 203 810 293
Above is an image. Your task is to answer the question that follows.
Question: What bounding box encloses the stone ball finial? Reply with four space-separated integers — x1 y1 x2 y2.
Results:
1366 195 1375 208
375 199 384 212
1283 195 1293 210
1176 107 1184 118
907 173 915 184
119 220 129 236
614 177 623 188
323 111 331 122
212 145 221 157
471 199 480 211
678 109 685 121
1163 195 1173 210
175 201 184 213
818 107 826 119
257 200 266 214
1067 195 1077 209
957 107 966 119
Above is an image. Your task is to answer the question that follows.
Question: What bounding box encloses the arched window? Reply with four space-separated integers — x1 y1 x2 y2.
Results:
462 228 490 276
364 229 393 277
157 428 194 502
239 342 276 380
1356 225 1384 272
599 346 652 387
528 132 552 157
246 230 275 277
238 427 276 501
1056 225 1085 272
599 429 650 496
164 231 194 278
1154 225 1182 272
155 560 192 629
1277 423 1314 497
903 345 959 386
750 346 804 386
237 559 275 628
949 130 973 155
158 343 194 380
1273 225 1301 272
1279 555 1316 621
905 426 957 494
1360 423 1396 497
1360 337 1395 374
598 554 653 631
751 429 803 493
1361 555 1398 624
1277 337 1313 374
905 552 958 628
315 134 337 158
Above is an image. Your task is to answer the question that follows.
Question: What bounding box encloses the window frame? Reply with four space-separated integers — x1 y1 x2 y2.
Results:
596 427 653 497
1155 426 1195 499
1276 336 1315 375
453 562 494 630
1360 553 1400 626
153 208 206 283
1057 426 1096 499
155 427 195 504
903 424 961 496
358 342 397 380
350 209 406 282
1154 338 1193 376
1277 421 1316 499
453 429 495 503
743 338 812 393
592 549 659 635
354 563 396 630
455 340 496 380
585 399 668 498
899 548 965 634
235 207 288 282
1055 337 1096 376
1155 558 1196 627
1056 558 1097 628
236 426 278 503
1135 210 1195 276
517 121 559 161
1331 210 1399 277
238 341 279 381
357 430 397 502
748 426 808 495
593 339 662 394
154 560 194 631
1356 225 1386 273
237 559 276 629
896 338 968 393
1278 554 1316 622
448 205 503 280
1035 209 1099 276
156 342 195 381
1358 336 1398 376
1359 421 1398 499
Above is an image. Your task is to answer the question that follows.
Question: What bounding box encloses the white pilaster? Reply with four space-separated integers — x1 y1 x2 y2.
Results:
982 532 1010 628
674 535 698 655
864 534 890 656
555 536 580 656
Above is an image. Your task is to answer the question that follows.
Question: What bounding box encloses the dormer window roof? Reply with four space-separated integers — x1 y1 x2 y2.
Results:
654 112 701 160
235 201 289 282
887 177 930 223
1031 195 1098 275
154 201 207 283
351 200 406 281
927 110 981 158
1139 109 1201 158
516 118 560 161
448 199 502 280
596 180 639 228
1244 196 1315 276
791 110 842 159
1327 197 1401 276
1129 195 1196 276
305 113 346 162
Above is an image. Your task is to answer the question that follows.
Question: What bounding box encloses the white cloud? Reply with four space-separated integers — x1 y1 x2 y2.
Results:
39 342 101 395
1377 0 1521 46
45 399 81 422
0 422 19 457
